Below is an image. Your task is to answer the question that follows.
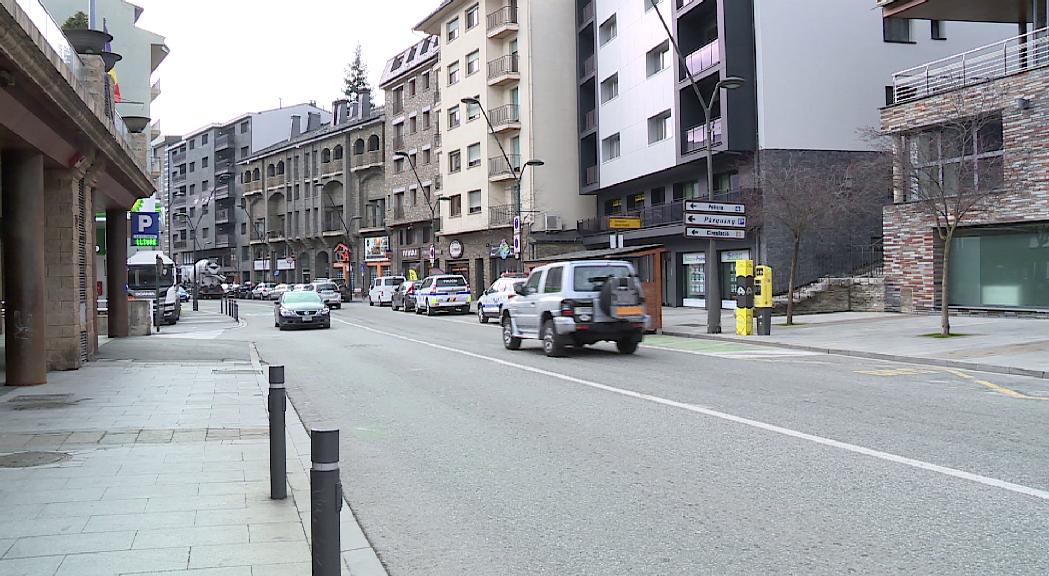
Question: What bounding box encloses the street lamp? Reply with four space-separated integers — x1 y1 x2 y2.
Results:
648 0 744 334
460 97 544 261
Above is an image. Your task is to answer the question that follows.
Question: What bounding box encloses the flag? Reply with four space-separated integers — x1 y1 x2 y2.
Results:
103 18 121 102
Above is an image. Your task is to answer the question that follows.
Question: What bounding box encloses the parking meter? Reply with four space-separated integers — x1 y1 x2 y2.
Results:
754 265 773 335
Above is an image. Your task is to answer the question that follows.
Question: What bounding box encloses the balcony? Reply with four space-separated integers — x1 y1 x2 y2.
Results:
682 118 724 155
487 54 520 86
214 160 233 176
580 1 594 25
489 203 516 227
353 150 384 171
172 194 186 206
267 229 285 242
682 39 720 80
172 172 186 184
433 132 442 149
266 174 287 190
172 149 186 164
214 209 230 224
243 180 263 196
893 27 1049 104
214 234 231 248
580 55 595 80
582 109 596 133
488 154 521 181
489 104 520 133
487 5 519 39
215 132 231 150
583 165 599 187
578 202 685 235
361 214 386 231
390 99 404 115
173 239 187 250
212 184 230 200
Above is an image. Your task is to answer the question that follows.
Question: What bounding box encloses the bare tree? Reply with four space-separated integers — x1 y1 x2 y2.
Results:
891 101 1010 335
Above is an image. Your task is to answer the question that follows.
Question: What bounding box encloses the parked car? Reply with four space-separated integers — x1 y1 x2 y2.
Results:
292 283 315 292
236 282 255 298
476 276 527 324
177 286 189 302
501 260 646 357
415 275 471 316
368 276 405 306
270 283 291 300
332 279 352 301
273 291 330 330
252 283 274 300
391 281 419 312
312 281 342 309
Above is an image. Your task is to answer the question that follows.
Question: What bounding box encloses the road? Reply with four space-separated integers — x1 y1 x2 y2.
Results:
219 299 1049 575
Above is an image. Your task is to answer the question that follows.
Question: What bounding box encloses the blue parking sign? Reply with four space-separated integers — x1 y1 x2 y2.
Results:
130 212 160 247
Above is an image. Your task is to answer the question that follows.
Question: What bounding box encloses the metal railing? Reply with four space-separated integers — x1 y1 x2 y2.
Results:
172 150 187 164
267 229 285 240
489 104 520 128
213 184 229 199
487 54 520 80
893 27 1049 104
487 6 518 30
173 239 187 249
215 234 230 247
582 109 596 132
684 39 720 79
15 0 83 82
489 154 521 177
173 172 187 183
682 118 724 154
583 165 599 186
577 202 685 234
581 55 595 78
489 203 516 227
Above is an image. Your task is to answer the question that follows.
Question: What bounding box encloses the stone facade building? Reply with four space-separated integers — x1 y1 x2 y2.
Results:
240 95 385 292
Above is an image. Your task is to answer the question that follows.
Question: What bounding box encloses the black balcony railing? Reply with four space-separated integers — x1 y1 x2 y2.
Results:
489 203 516 227
487 54 520 80
578 202 685 235
487 5 518 30
682 118 724 154
489 104 520 128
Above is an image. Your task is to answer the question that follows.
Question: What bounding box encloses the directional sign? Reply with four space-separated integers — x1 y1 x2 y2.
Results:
684 213 746 228
684 201 745 214
685 227 746 240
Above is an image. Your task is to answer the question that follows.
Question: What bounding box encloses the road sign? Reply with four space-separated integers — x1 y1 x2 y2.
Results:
513 234 521 256
130 212 159 247
684 201 745 214
608 216 642 230
428 244 437 264
684 213 746 228
512 215 521 233
685 227 746 240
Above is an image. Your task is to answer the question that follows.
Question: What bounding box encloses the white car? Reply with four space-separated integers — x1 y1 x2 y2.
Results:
368 276 405 306
270 283 291 300
252 283 274 300
312 281 342 309
415 274 471 316
476 276 527 324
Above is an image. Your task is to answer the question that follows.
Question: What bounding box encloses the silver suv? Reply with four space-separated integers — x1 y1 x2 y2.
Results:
501 260 646 357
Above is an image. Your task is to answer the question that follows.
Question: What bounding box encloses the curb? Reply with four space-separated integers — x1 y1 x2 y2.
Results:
660 330 1049 380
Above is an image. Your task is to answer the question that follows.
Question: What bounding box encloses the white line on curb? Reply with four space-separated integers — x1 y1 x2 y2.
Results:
332 317 1049 502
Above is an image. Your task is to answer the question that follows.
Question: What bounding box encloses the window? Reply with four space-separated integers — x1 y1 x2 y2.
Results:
202 227 209 239
449 150 462 173
201 202 209 214
449 194 462 216
466 4 479 29
202 180 210 191
599 15 617 45
410 116 418 134
422 72 431 91
189 162 196 173
448 61 460 85
241 223 247 235
602 133 621 162
523 270 542 295
468 189 481 214
646 41 670 76
423 110 431 130
883 18 912 43
931 20 946 40
626 192 645 211
394 158 405 174
648 110 671 144
543 266 563 293
240 120 249 133
885 85 896 106
651 186 665 205
600 73 619 103
604 198 622 215
466 98 480 121
447 17 460 41
904 116 1005 200
240 146 249 158
410 187 418 207
408 79 416 96
448 105 461 129
190 184 196 195
466 50 480 76
189 138 195 150
423 186 432 209
203 133 210 145
423 148 432 165
467 143 481 168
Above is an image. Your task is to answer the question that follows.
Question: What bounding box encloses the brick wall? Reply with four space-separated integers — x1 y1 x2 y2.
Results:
43 170 89 370
881 66 1049 312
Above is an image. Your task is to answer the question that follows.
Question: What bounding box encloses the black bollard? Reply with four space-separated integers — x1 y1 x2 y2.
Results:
311 428 341 576
268 365 287 500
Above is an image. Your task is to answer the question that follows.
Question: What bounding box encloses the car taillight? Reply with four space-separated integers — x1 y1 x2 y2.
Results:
506 294 515 299
559 300 574 317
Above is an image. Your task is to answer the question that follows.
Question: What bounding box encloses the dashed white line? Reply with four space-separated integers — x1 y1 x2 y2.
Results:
332 316 1049 501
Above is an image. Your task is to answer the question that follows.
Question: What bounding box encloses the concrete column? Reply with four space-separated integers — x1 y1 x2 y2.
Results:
2 151 47 386
106 208 129 337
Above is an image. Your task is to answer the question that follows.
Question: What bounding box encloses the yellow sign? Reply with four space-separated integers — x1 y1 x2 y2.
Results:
608 217 642 230
408 269 419 281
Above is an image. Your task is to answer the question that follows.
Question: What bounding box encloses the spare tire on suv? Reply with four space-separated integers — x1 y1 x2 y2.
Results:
598 276 643 319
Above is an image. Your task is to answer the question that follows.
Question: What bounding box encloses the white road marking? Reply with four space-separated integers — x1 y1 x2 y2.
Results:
333 316 1049 501
641 343 821 360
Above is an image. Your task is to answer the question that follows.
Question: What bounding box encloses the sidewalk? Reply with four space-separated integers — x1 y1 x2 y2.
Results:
661 308 1049 379
0 310 385 575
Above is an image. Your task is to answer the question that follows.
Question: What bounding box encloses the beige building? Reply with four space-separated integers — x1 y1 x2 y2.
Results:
416 0 593 292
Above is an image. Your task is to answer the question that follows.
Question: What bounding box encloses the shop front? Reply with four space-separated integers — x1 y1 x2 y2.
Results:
399 247 425 281
949 223 1049 310
364 236 391 285
680 248 752 309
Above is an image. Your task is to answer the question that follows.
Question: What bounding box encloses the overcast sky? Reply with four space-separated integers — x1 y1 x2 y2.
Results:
134 0 438 137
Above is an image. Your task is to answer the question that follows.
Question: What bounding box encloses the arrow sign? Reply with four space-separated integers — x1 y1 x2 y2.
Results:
684 213 746 227
684 201 745 214
685 227 746 240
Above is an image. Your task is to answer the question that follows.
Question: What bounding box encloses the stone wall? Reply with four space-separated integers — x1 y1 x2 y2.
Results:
44 169 94 371
773 277 885 314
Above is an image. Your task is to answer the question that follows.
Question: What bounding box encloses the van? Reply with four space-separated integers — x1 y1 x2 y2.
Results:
368 276 406 306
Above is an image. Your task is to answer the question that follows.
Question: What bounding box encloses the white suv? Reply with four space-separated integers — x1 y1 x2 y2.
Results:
368 276 405 306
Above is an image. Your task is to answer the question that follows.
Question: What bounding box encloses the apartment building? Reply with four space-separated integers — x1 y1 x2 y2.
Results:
576 0 1012 307
240 95 385 288
416 0 594 293
380 36 443 279
165 104 331 281
151 135 180 254
879 0 1049 314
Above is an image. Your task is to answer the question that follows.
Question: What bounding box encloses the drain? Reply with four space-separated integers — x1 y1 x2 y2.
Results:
0 451 71 468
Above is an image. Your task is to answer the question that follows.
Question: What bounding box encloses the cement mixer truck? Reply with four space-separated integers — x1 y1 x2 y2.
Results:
186 259 226 299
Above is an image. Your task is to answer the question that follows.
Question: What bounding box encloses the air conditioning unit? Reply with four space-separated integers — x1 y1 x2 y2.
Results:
538 214 563 232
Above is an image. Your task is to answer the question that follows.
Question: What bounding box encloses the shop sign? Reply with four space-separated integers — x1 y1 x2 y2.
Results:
365 236 390 261
401 247 420 260
449 239 464 259
490 239 512 260
608 216 642 230
682 253 705 265
276 257 296 270
253 259 271 271
721 249 751 263
448 261 469 277
334 242 351 262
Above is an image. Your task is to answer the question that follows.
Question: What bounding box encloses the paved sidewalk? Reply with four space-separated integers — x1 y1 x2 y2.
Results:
0 328 385 574
661 308 1049 378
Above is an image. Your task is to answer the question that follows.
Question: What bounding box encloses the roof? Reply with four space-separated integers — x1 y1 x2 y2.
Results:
239 109 385 163
530 245 667 264
414 0 458 32
379 36 440 88
171 102 330 145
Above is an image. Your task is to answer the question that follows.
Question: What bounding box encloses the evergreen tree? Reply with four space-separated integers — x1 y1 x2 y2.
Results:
342 44 371 102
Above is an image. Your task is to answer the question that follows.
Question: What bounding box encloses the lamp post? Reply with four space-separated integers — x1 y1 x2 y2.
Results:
459 97 543 261
648 0 744 334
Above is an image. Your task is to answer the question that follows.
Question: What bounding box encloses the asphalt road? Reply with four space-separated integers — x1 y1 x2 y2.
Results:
223 299 1049 575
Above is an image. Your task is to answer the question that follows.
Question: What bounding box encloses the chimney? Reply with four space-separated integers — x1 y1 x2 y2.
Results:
332 99 349 126
290 115 302 138
306 111 322 132
359 88 372 117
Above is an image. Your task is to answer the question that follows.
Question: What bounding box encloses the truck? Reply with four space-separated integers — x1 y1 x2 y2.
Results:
185 259 225 300
127 251 181 325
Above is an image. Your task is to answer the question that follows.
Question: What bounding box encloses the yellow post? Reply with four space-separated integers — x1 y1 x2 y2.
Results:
735 259 754 336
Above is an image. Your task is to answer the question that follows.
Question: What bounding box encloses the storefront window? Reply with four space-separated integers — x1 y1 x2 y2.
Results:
950 225 1049 308
683 253 705 305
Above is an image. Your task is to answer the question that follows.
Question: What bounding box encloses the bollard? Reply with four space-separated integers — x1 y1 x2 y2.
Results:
268 366 287 500
311 428 341 576
234 301 239 322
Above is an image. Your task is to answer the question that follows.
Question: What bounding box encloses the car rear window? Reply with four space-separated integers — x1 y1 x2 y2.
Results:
316 283 337 291
436 276 467 288
572 265 631 292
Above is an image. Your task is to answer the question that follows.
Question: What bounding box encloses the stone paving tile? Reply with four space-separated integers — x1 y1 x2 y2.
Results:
187 541 310 569
155 471 245 485
101 484 199 500
0 555 65 576
53 547 190 576
38 499 147 518
249 563 310 576
342 548 388 576
0 517 87 539
0 487 105 505
4 531 135 559
132 526 249 549
82 511 197 533
131 568 251 576
194 505 301 527
246 522 306 544
144 494 245 514
0 539 14 558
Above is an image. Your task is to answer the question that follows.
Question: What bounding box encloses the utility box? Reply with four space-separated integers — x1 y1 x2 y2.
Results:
754 265 773 335
735 259 754 336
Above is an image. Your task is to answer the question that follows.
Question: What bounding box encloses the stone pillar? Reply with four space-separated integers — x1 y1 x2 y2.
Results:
106 208 129 337
43 170 86 370
2 151 47 386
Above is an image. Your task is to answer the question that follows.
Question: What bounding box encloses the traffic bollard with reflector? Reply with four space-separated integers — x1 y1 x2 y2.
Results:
311 428 342 576
268 366 287 500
